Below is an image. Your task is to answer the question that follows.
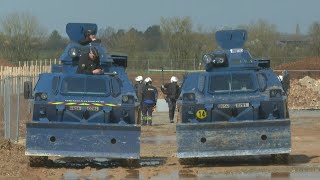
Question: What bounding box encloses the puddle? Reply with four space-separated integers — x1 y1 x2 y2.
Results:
62 168 320 180
63 169 113 180
63 170 141 180
140 157 165 166
152 171 320 180
141 135 175 144
290 110 320 118
53 157 164 168
125 170 140 179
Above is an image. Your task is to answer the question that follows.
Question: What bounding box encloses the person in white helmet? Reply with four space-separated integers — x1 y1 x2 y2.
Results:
141 77 158 126
161 76 181 123
134 75 144 124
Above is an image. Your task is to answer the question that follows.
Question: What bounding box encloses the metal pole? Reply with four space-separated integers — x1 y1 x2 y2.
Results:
16 76 21 142
4 78 7 139
161 67 164 84
8 77 11 140
147 59 150 76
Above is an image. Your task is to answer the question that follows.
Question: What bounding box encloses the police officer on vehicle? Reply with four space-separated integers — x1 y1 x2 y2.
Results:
141 77 158 126
79 29 101 45
134 75 144 124
161 76 181 123
77 47 104 74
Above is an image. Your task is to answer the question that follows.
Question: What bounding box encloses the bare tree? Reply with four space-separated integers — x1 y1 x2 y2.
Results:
308 22 320 56
240 19 279 57
1 12 46 62
160 16 194 69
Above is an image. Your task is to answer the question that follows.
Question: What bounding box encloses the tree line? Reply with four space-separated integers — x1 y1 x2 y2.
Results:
1 12 320 69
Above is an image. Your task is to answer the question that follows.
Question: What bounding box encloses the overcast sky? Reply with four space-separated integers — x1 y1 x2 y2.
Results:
0 0 319 36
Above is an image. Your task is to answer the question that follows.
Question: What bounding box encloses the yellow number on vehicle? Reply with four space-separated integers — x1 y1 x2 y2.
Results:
196 110 207 119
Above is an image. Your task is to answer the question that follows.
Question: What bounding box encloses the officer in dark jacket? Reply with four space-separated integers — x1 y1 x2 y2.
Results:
79 29 101 45
141 77 158 126
77 47 104 74
134 75 144 124
161 76 181 123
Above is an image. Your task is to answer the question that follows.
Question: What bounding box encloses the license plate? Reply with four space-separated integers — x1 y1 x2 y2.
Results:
87 106 100 111
235 103 250 108
217 103 249 109
217 104 231 108
69 106 82 111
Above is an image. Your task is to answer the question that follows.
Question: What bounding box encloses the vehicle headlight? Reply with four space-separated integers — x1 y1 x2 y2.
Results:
183 93 195 101
122 95 134 103
40 93 48 100
68 47 78 58
270 89 282 98
122 95 129 103
215 57 225 64
202 54 212 64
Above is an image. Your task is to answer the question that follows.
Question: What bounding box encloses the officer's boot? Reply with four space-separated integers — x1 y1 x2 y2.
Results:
147 116 152 126
142 116 147 126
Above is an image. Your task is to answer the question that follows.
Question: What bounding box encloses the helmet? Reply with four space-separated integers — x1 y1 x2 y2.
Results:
144 77 152 83
135 76 143 82
85 29 94 37
170 76 178 83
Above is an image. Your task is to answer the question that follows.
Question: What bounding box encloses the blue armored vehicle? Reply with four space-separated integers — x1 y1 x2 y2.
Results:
23 23 140 166
176 30 291 164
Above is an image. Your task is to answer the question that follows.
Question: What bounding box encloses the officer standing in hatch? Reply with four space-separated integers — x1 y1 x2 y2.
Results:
79 29 101 45
77 47 104 74
161 76 181 123
141 77 158 126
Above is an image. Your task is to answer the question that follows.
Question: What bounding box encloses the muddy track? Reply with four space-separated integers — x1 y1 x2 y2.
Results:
0 111 320 179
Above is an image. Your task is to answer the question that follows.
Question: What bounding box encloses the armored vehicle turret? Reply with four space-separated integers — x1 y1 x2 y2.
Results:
23 23 140 166
176 30 291 164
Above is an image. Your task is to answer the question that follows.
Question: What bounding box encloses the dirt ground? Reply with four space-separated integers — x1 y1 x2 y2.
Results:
0 111 320 179
1 58 320 179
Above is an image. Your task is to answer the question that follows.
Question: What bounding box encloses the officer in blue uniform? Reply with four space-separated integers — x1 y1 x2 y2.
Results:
141 77 158 126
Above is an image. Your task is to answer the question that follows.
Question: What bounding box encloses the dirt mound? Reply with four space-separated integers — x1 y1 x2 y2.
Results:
276 57 320 109
288 76 320 109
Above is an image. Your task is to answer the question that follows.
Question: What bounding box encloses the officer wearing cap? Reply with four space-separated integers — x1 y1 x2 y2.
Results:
77 47 104 74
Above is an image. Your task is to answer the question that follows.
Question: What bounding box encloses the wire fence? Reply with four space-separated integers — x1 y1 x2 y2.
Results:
1 57 320 142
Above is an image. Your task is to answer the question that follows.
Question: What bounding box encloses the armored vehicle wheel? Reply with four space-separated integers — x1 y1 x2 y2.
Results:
179 158 199 165
29 156 49 167
271 153 289 164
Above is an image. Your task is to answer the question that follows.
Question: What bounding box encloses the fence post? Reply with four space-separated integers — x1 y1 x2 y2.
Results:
16 76 20 142
147 59 150 76
3 79 7 139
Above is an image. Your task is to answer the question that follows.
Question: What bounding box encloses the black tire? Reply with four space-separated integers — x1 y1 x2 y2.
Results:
29 156 49 167
271 153 289 164
126 159 140 168
179 158 199 165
